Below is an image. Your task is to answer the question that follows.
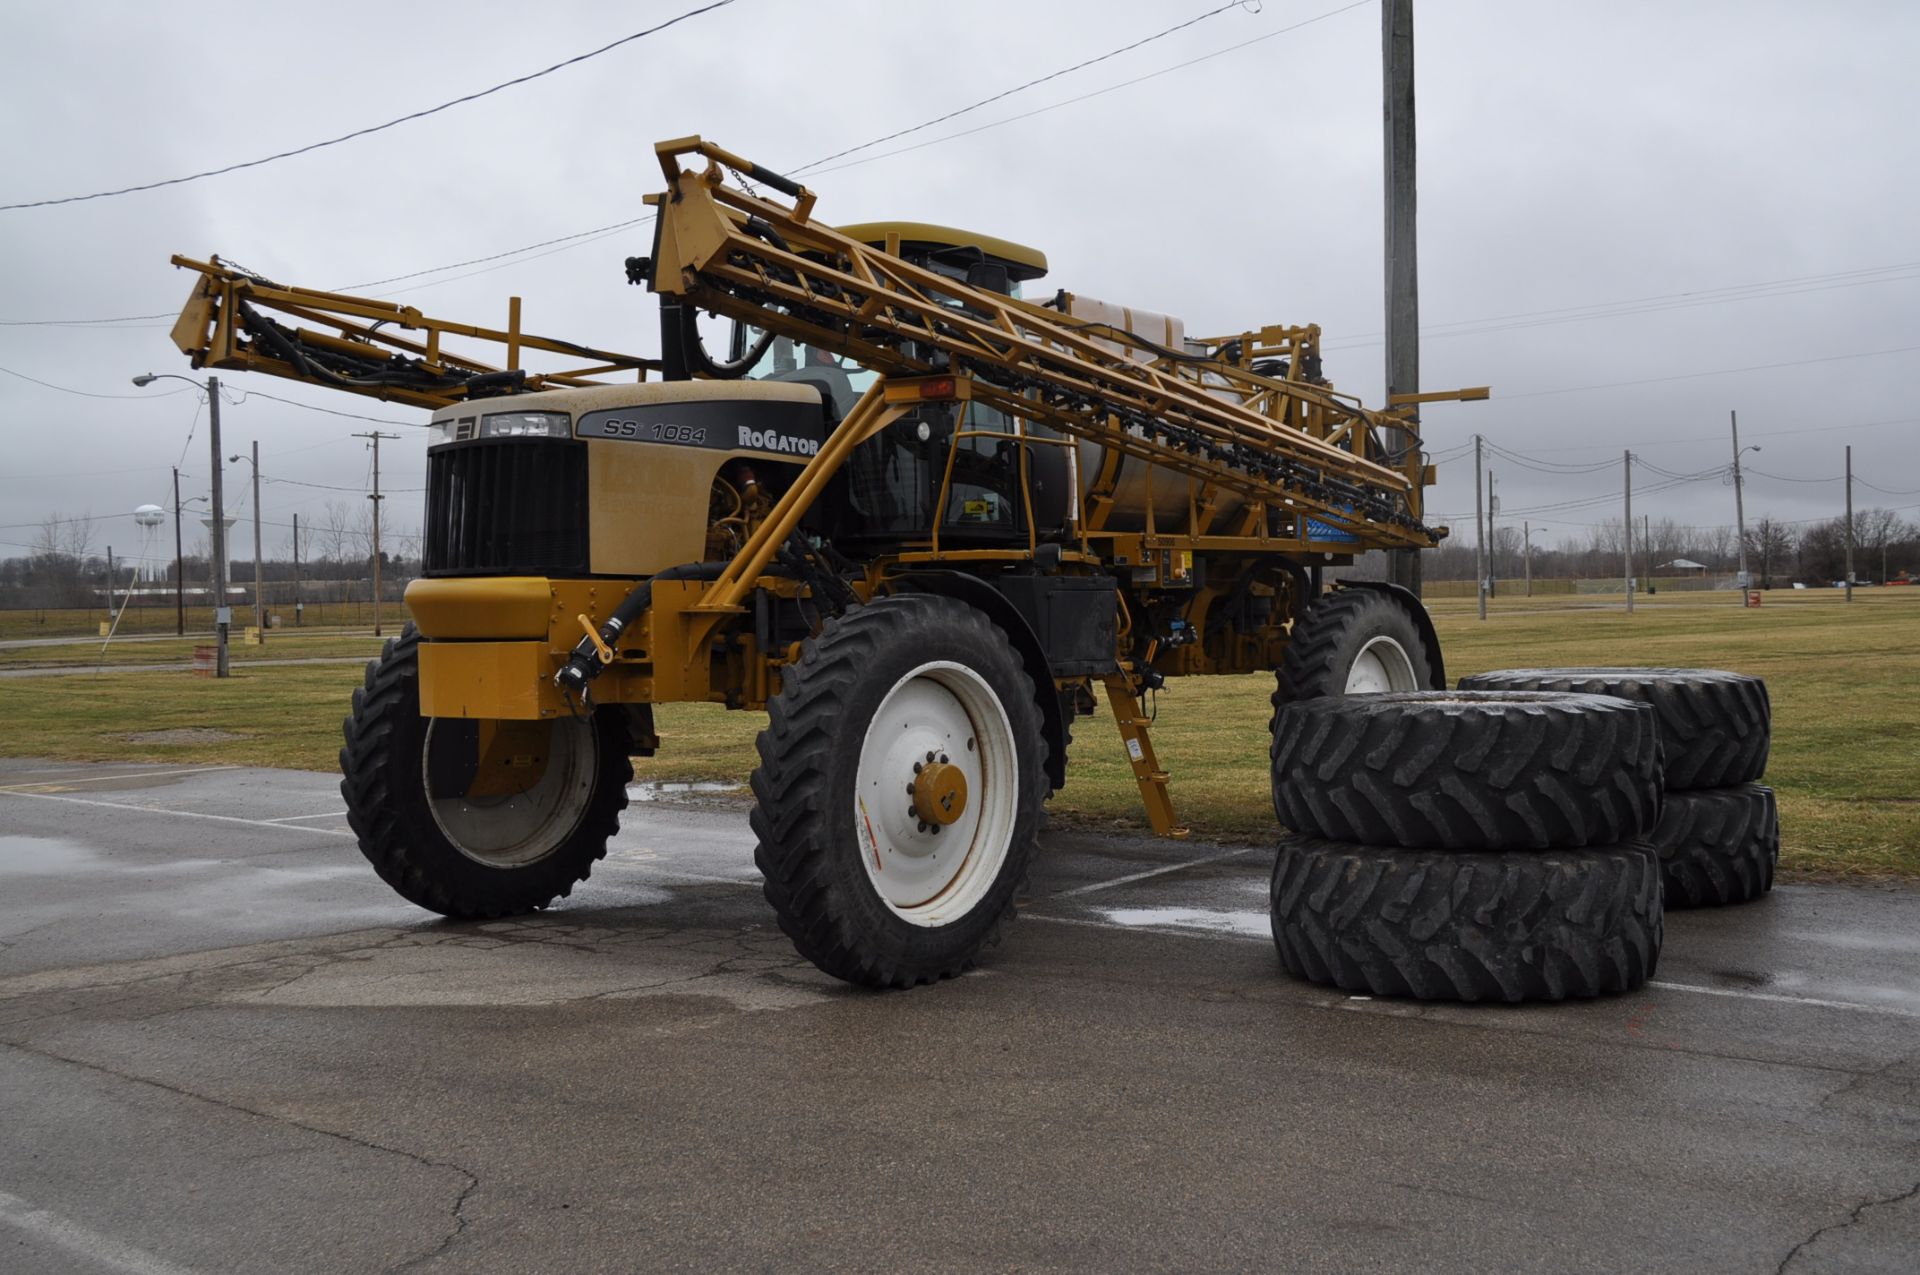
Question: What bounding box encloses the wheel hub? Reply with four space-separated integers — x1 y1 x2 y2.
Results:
912 757 968 826
853 660 1019 924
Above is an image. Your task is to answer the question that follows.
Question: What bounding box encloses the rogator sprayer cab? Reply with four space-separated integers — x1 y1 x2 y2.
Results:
166 137 1483 987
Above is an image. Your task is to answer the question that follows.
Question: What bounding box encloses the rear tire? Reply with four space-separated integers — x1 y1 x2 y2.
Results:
339 626 632 918
1270 836 1663 1002
751 595 1048 988
1644 784 1778 908
1457 667 1770 790
1276 588 1436 702
1271 691 1663 850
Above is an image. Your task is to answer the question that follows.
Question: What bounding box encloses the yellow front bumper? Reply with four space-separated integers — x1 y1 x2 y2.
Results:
407 576 621 720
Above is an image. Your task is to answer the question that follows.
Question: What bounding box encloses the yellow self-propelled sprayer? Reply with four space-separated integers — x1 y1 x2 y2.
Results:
165 137 1485 986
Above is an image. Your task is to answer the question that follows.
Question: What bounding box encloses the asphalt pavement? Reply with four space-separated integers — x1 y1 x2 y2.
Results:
1 758 1915 1273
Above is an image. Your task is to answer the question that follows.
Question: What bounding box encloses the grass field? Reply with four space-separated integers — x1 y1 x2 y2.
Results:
0 589 1912 879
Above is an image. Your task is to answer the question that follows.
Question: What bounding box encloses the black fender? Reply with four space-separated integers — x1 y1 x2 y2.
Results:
1333 578 1446 690
887 571 1069 792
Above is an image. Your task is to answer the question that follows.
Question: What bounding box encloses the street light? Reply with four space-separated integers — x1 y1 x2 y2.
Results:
134 372 229 676
228 442 265 642
174 486 207 637
1729 409 1760 591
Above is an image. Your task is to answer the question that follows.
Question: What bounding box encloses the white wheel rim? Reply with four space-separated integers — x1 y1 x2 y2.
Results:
1346 636 1419 694
853 660 1019 927
422 717 598 868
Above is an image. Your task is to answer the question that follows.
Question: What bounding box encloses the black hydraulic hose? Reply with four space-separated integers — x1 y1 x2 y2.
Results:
553 561 727 695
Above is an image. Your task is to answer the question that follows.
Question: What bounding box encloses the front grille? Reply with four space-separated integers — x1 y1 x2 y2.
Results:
425 440 589 576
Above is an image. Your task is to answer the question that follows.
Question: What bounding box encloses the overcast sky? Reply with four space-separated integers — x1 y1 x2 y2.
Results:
3 0 1916 567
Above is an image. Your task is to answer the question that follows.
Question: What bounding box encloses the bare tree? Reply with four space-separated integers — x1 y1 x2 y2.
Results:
1745 516 1795 589
58 513 95 561
349 503 377 566
1856 507 1905 583
318 501 352 563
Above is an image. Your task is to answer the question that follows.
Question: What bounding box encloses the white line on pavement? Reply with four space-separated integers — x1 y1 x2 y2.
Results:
261 811 353 823
1024 911 1920 1020
0 1188 199 1275
0 789 356 837
1648 979 1920 1020
0 765 237 792
1047 847 1259 898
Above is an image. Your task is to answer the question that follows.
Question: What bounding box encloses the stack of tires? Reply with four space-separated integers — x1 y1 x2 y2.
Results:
1268 690 1667 1003
1457 669 1776 909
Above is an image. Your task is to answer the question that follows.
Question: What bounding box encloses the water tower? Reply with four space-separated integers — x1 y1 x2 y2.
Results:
133 504 166 583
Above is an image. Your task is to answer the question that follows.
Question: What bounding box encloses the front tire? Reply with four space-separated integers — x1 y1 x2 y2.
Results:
751 595 1048 988
339 625 633 918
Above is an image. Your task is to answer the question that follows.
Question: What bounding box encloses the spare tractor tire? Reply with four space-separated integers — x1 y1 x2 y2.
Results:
1271 691 1662 850
1643 783 1778 908
1456 667 1769 790
1270 836 1663 1002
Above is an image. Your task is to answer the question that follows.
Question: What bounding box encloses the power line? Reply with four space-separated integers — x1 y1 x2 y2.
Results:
0 363 191 400
1323 261 1920 350
339 216 655 291
227 389 421 426
264 476 424 494
792 0 1252 174
806 0 1370 179
1480 440 1616 474
0 1 739 212
0 311 173 328
1497 344 1920 401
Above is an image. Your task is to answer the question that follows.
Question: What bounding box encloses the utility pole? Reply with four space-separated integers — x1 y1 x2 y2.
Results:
1474 434 1486 620
292 513 302 626
208 375 230 676
1487 470 1497 595
1382 0 1422 598
1524 521 1532 598
249 440 264 640
1644 513 1653 595
1730 409 1750 588
171 466 186 637
1845 444 1855 603
1623 450 1634 614
354 431 401 635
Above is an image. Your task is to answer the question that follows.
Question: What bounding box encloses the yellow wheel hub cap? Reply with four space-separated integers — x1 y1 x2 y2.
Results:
913 760 969 826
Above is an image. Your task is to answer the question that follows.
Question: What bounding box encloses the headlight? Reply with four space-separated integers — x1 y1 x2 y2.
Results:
428 411 571 444
480 411 571 439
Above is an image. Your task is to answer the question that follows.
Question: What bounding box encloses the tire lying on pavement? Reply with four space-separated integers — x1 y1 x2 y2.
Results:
1644 783 1778 908
1271 691 1663 851
1270 836 1663 1001
1455 667 1770 790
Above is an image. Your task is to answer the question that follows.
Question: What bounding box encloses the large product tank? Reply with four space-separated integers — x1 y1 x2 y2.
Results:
1062 295 1249 534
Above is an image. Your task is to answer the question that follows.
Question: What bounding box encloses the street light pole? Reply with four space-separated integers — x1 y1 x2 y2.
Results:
172 467 186 637
134 371 228 676
1730 410 1751 588
207 376 230 675
231 441 265 641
